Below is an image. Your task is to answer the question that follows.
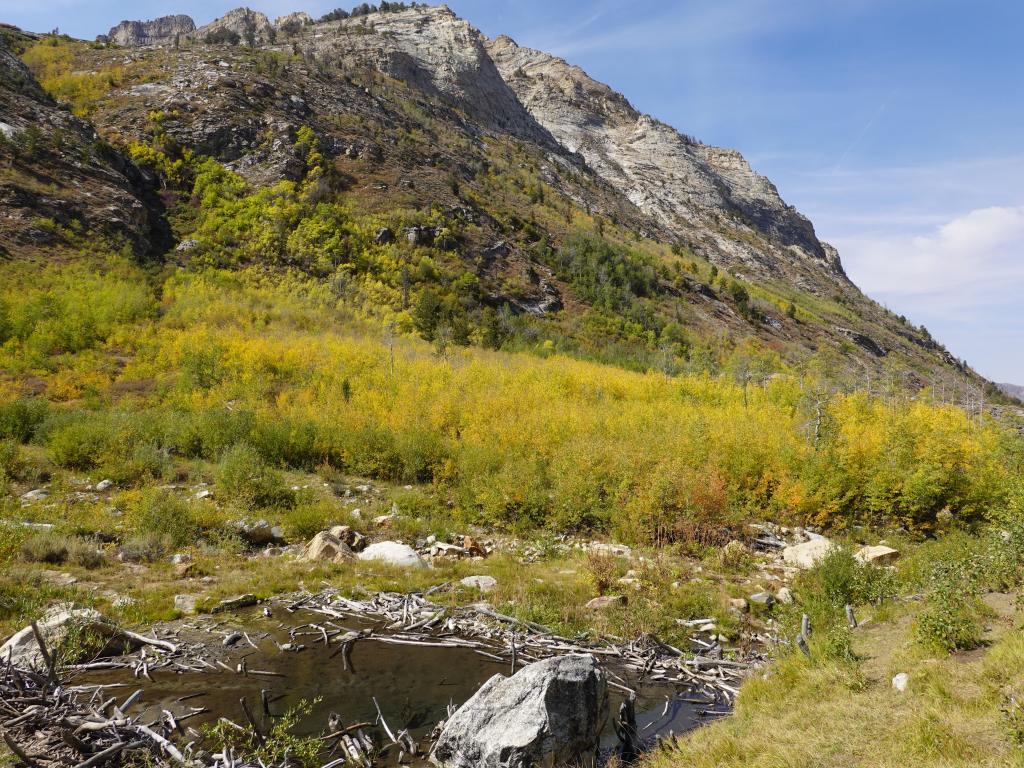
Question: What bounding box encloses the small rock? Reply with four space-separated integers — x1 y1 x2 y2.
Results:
170 553 192 565
426 534 437 545
616 577 641 591
585 595 626 611
373 514 396 527
776 587 794 605
328 525 367 552
195 489 212 500
461 575 498 593
358 541 426 569
235 519 286 547
854 545 900 567
174 594 198 615
586 542 632 559
749 592 776 609
95 479 114 492
20 489 49 503
728 598 749 614
40 571 77 587
892 672 909 692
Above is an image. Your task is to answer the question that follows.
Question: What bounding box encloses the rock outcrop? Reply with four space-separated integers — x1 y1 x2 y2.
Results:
431 654 607 768
102 15 196 46
196 8 275 45
486 34 845 280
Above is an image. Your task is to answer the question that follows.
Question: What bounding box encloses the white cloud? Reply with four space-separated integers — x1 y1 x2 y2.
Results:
832 205 1024 382
835 206 1024 302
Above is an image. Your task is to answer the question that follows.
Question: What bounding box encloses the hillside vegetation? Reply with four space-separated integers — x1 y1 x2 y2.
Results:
0 10 1023 768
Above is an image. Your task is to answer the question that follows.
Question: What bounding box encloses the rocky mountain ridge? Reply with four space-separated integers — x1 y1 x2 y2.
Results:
0 5 1003 397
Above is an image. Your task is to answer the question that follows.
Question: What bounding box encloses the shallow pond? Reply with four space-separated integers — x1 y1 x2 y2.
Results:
83 609 730 765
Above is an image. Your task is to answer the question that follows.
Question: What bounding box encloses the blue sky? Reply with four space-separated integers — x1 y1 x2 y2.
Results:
3 0 1022 383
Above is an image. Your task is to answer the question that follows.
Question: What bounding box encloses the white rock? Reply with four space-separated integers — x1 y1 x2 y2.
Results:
461 575 497 592
586 541 632 559
782 538 834 569
20 488 49 503
174 594 198 615
776 587 794 605
358 541 425 569
855 545 900 566
892 673 909 692
195 489 212 500
0 606 111 668
95 479 114 492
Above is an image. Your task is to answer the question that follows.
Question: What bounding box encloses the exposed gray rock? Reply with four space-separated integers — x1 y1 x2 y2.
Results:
196 8 274 45
585 595 626 612
303 531 354 562
431 654 607 768
234 519 286 547
0 606 119 668
782 537 834 569
460 575 497 593
855 545 900 566
104 15 196 46
358 541 425 568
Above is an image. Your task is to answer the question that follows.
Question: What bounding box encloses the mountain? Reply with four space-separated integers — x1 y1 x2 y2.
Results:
999 383 1024 401
0 5 994 393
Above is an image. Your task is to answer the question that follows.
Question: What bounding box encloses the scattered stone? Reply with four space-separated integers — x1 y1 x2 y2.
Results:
328 525 367 552
358 541 426 569
855 545 900 566
462 535 487 557
95 479 114 492
892 672 909 692
235 519 286 547
212 594 258 614
586 542 632 559
782 537 834 569
461 575 498 593
585 595 626 611
302 531 354 563
195 489 212 500
616 577 641 591
775 587 794 605
373 513 396 527
431 654 607 768
40 571 77 587
20 488 49 503
749 591 776 609
174 594 198 615
173 561 195 579
728 598 749 614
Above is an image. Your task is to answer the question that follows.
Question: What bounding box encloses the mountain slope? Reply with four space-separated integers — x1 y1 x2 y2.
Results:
0 28 168 257
0 5 999 397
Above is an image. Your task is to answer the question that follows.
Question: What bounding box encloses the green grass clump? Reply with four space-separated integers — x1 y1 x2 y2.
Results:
215 443 296 511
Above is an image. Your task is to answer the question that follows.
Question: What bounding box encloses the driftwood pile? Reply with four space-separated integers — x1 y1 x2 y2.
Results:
287 587 755 725
0 586 760 767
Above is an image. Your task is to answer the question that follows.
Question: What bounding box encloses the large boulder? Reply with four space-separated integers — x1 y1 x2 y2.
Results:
782 536 834 569
431 654 607 768
358 541 425 569
855 545 900 566
0 606 122 668
303 531 354 563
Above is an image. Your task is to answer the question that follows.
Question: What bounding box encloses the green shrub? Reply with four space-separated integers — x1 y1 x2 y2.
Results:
47 418 113 470
283 499 339 540
120 532 174 563
125 489 197 548
914 594 987 653
21 533 68 564
216 443 295 510
0 398 49 443
0 440 21 482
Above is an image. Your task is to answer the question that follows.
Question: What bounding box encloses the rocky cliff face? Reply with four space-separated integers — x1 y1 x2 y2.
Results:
195 8 274 44
486 35 844 282
102 15 195 46
0 31 166 256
